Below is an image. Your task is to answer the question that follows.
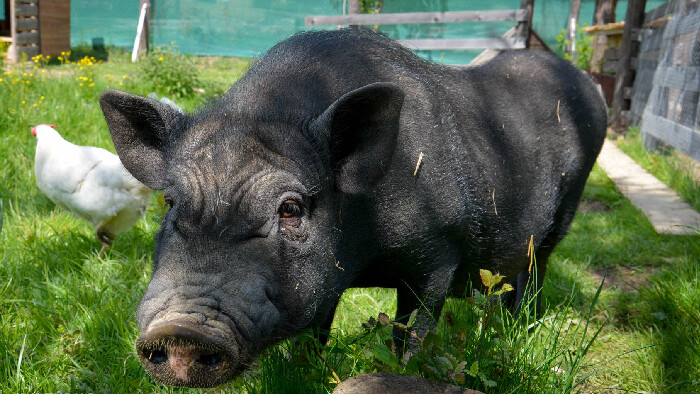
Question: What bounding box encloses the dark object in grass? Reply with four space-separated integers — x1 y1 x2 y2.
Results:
99 28 607 388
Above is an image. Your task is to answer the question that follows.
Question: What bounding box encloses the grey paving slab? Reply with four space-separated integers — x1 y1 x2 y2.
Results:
596 140 700 235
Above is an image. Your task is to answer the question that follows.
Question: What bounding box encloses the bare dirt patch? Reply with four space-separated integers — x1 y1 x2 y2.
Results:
590 265 658 292
577 199 611 213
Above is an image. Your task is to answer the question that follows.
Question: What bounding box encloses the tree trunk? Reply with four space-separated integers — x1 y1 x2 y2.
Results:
594 0 618 24
566 0 583 54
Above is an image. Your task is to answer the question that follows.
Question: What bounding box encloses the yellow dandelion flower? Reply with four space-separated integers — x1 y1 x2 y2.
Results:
123 75 128 79
40 96 45 100
0 78 3 83
79 83 83 86
21 100 26 104
158 57 164 61
33 104 37 108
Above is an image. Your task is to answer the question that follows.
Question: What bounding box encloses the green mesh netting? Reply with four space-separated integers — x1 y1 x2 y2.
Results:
70 0 667 64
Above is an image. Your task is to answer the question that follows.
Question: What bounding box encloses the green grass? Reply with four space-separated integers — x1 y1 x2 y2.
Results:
1 50 699 392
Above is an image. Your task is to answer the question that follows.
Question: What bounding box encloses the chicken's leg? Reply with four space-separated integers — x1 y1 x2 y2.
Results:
96 224 115 256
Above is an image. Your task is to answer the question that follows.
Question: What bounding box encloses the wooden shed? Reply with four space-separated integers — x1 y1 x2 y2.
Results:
1 0 70 62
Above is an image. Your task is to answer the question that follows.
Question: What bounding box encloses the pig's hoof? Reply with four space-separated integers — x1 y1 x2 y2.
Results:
136 323 235 388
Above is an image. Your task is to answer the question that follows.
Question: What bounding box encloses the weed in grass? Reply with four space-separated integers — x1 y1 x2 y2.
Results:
273 268 605 394
139 43 200 99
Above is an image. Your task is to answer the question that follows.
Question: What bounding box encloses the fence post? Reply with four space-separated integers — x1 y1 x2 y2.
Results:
519 0 534 47
131 0 150 62
348 0 360 28
566 0 582 54
139 0 150 53
610 0 646 130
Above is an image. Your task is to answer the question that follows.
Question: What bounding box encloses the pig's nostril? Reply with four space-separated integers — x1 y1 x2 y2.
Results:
196 351 222 367
147 349 168 364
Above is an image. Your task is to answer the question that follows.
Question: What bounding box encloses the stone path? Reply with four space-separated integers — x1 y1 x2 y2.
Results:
596 140 700 235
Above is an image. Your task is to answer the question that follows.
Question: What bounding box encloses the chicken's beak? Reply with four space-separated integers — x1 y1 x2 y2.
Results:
31 127 37 137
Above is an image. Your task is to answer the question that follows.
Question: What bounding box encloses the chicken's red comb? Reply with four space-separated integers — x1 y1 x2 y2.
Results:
31 124 56 137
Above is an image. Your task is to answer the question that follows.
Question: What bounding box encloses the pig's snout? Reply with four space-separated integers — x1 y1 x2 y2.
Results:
136 323 237 388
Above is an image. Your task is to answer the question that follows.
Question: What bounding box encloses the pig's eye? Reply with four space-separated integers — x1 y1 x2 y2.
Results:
163 195 174 211
279 200 301 218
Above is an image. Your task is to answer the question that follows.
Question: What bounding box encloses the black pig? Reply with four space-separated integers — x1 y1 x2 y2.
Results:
99 28 606 387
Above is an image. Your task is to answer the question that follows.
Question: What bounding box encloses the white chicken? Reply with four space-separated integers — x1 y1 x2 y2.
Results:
32 124 153 253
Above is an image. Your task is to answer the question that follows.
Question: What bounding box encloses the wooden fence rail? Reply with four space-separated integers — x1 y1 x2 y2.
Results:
305 7 531 51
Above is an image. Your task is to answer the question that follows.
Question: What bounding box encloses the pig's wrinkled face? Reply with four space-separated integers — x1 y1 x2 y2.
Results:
99 82 403 387
135 118 344 387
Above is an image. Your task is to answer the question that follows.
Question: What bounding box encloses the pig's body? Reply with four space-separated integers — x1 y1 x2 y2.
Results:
100 28 606 387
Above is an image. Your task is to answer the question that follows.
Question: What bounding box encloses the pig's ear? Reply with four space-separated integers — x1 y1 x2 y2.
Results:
313 82 404 194
99 90 182 190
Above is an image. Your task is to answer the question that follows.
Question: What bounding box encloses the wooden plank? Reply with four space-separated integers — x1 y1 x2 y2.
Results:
16 18 39 31
631 28 642 42
653 66 700 92
15 4 38 17
604 47 620 60
305 9 527 26
39 0 71 56
603 61 618 74
644 0 677 23
17 45 40 58
623 87 634 99
15 31 38 44
399 37 526 50
642 113 700 161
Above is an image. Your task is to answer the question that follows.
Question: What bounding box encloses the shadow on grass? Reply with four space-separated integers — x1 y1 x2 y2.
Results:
542 166 700 390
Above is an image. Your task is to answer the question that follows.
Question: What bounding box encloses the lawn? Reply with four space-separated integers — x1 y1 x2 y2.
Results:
1 48 698 392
